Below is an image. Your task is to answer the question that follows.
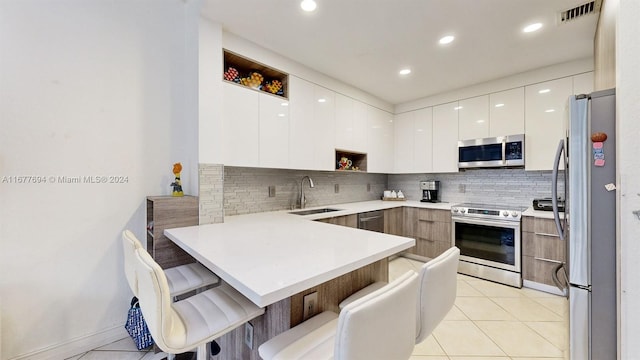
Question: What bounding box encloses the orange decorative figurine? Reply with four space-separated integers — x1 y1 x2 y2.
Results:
171 163 184 197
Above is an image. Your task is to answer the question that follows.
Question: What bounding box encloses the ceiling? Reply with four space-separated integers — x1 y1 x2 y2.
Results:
201 0 599 105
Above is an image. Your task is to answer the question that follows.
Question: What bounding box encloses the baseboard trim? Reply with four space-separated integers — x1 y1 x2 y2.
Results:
8 325 128 360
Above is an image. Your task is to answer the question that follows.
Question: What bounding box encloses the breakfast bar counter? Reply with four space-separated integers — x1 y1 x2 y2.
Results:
164 207 415 307
164 201 418 359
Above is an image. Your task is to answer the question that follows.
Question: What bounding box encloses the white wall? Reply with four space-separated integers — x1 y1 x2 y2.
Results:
0 1 196 358
617 0 640 357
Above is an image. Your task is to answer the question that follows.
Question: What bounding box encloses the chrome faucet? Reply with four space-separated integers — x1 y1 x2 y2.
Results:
300 176 315 209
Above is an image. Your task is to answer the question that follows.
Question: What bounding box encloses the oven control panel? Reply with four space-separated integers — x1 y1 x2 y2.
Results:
451 203 523 221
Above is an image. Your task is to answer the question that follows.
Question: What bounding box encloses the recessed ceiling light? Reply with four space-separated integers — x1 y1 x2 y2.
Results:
538 89 551 94
300 0 317 12
281 102 289 106
545 109 556 113
523 23 543 33
476 119 485 123
399 68 411 75
317 98 326 103
439 35 455 45
495 103 505 108
278 113 286 117
454 106 463 110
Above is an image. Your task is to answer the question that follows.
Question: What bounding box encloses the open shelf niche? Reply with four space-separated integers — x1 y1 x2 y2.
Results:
223 49 289 99
335 150 367 172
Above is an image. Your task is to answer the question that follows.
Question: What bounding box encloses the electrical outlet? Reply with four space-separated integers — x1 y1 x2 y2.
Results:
244 322 254 349
303 292 318 320
458 184 466 193
334 184 339 193
268 185 276 197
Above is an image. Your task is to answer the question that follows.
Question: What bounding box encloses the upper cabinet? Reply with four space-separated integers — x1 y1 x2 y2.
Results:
393 111 414 173
458 95 489 140
367 107 393 173
413 108 434 173
222 82 260 167
524 77 573 171
289 76 336 171
335 94 368 153
489 87 525 137
259 94 290 169
432 102 460 173
573 72 594 95
393 108 433 174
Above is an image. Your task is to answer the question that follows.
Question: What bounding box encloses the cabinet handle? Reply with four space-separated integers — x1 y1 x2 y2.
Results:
418 219 434 223
416 237 435 242
534 257 563 264
534 232 560 238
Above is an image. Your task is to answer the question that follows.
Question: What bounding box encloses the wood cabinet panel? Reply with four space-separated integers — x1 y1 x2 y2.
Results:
415 237 452 259
522 255 566 287
316 214 357 228
522 231 565 260
417 208 451 223
147 196 198 269
384 208 404 236
522 216 561 236
522 216 566 286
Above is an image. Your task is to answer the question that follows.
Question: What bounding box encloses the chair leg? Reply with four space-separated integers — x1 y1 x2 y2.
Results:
196 343 208 360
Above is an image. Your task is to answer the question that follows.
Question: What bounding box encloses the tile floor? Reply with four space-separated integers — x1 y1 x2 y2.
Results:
67 256 568 360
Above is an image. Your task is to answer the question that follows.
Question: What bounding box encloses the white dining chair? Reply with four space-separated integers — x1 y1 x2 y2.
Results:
122 230 219 300
339 247 460 343
258 271 419 360
134 246 265 360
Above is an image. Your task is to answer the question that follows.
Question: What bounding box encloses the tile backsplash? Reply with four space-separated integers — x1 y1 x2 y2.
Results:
388 168 564 208
223 167 388 216
202 166 564 218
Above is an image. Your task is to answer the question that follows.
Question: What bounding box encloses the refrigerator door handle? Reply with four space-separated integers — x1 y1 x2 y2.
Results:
552 263 569 298
551 139 565 241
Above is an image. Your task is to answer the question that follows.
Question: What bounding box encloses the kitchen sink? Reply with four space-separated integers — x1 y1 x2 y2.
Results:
289 208 342 216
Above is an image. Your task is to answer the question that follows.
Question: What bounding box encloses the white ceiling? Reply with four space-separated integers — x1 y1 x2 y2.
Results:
201 0 598 105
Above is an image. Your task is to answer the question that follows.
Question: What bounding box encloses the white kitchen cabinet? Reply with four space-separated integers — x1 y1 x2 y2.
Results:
289 77 316 170
432 101 460 173
489 87 525 136
288 77 336 171
367 106 393 173
458 95 489 140
334 93 353 151
259 93 289 168
525 77 573 171
573 72 594 95
413 107 433 173
351 100 368 152
335 93 367 153
222 82 260 167
313 85 336 170
393 111 414 173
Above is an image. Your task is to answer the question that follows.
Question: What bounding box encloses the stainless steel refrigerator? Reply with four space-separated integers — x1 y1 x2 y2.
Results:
551 88 616 360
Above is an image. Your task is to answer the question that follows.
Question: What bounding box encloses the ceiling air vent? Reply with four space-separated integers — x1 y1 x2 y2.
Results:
559 0 602 23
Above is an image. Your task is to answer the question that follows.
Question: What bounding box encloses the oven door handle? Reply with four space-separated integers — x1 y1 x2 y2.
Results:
451 216 520 228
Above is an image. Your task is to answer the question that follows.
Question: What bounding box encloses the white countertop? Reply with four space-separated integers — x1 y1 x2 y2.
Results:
522 207 564 219
164 200 434 307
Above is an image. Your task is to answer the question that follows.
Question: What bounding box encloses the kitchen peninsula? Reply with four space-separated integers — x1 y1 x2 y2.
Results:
164 202 418 359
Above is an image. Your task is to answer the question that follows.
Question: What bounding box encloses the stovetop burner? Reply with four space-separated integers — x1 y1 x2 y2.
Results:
451 203 526 221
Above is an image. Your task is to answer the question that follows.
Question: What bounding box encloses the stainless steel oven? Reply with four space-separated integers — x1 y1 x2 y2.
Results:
451 203 524 288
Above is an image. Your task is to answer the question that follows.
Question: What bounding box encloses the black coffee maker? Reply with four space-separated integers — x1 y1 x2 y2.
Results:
420 180 440 202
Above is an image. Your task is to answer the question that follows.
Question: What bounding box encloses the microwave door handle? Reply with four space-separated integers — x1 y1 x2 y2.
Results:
501 138 506 165
551 139 565 241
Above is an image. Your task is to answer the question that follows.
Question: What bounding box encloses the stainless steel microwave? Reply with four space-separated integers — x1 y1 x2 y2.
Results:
458 134 525 169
